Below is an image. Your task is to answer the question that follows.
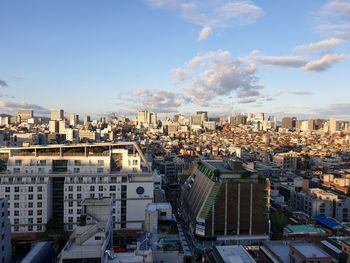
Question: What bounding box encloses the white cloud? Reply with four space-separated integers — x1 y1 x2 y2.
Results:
248 50 308 68
176 50 264 105
130 88 186 113
316 0 350 38
0 100 49 115
303 53 347 71
294 38 345 52
247 50 348 71
146 0 264 40
198 25 213 41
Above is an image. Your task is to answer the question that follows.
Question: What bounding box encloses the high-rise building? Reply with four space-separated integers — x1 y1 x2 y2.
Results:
0 198 11 263
0 142 154 239
69 114 79 127
49 120 59 133
282 117 293 129
50 109 64 121
329 118 339 134
58 120 67 133
181 159 270 245
149 112 157 125
83 116 91 126
17 110 33 123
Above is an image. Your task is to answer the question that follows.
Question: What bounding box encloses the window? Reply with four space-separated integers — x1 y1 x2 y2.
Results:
74 160 81 166
69 202 73 207
68 209 73 214
28 194 33 200
37 186 42 192
37 202 42 208
39 160 46 166
97 160 104 166
28 210 33 216
14 194 19 200
97 168 103 173
28 186 33 192
15 160 22 166
37 210 42 216
5 187 10 193
99 186 103 191
28 202 33 208
77 186 82 192
37 194 42 200
77 194 82 199
68 186 73 191
90 193 95 198
37 225 42 231
28 226 33 231
28 218 33 224
68 217 73 223
68 194 73 199
90 186 95 191
14 203 19 208
73 168 80 173
77 209 81 214
14 211 19 216
98 193 103 198
14 219 19 224
38 168 45 174
14 186 19 192
110 185 116 191
13 168 20 174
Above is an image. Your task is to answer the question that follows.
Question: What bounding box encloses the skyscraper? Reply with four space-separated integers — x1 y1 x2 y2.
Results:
50 109 64 121
329 118 339 134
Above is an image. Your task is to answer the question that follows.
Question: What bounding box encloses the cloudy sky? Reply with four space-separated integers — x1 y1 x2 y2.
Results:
0 0 350 119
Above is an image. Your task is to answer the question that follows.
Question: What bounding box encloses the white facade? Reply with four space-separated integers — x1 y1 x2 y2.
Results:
0 143 154 235
0 198 11 263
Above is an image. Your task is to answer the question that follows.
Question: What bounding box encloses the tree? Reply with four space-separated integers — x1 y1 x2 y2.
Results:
270 212 289 232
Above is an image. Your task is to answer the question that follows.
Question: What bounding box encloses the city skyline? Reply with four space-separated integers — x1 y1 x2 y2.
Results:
0 0 350 119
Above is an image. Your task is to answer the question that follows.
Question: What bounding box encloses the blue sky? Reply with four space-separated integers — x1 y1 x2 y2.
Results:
0 0 349 119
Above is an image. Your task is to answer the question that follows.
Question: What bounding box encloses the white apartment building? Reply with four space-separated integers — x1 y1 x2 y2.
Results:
0 142 154 237
0 198 11 263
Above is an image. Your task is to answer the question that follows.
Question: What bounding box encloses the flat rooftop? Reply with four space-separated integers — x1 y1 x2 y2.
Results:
284 224 326 235
261 241 289 263
215 245 256 263
290 242 330 259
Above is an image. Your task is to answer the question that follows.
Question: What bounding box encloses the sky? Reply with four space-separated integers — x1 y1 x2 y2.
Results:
0 0 350 120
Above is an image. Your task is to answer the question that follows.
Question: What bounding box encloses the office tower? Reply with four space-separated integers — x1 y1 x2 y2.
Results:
291 117 297 128
137 110 148 125
282 117 293 129
0 198 11 263
255 112 265 122
149 112 157 125
17 110 33 123
58 120 67 133
69 114 79 127
329 118 339 133
49 120 59 133
0 142 154 238
307 119 315 131
51 109 64 121
83 116 91 126
181 159 270 244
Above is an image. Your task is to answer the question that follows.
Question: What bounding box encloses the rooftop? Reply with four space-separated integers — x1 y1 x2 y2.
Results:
284 224 326 235
290 242 331 259
214 245 256 263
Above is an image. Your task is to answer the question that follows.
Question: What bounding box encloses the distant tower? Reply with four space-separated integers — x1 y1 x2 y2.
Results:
51 109 64 121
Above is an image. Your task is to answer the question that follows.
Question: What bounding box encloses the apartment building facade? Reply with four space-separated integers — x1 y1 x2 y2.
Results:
0 142 154 238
